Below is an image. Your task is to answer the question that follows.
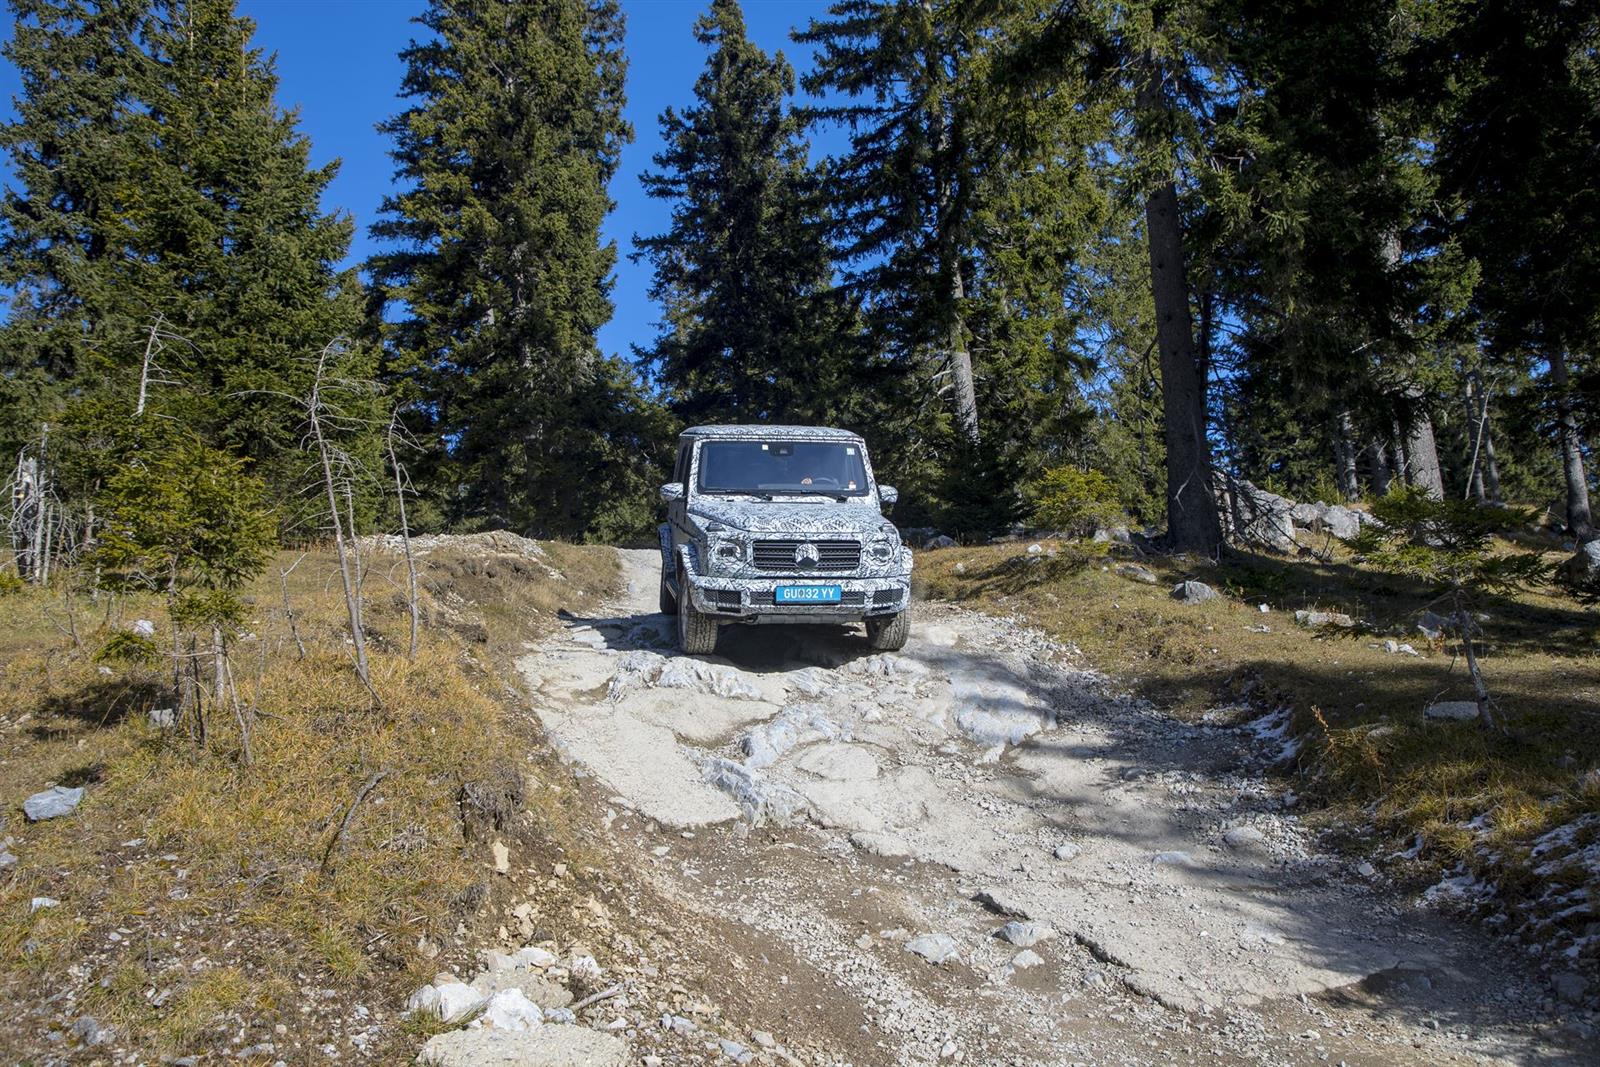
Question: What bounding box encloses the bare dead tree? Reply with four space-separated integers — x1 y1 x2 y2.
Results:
279 551 309 659
386 411 422 659
302 341 378 700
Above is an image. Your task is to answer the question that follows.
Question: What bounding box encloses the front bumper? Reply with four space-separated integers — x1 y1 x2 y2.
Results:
684 571 911 621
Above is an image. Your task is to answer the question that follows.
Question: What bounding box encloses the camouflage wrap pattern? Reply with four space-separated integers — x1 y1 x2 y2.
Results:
662 426 912 621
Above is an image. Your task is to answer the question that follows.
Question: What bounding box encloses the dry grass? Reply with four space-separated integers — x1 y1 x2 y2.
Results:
914 537 1600 885
0 535 617 1060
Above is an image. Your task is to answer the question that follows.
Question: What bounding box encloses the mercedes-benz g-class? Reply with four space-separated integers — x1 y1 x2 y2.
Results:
658 425 913 654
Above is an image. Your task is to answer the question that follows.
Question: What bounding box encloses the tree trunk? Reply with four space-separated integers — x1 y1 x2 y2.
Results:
927 33 978 447
1404 399 1445 500
1137 59 1222 557
1463 370 1503 505
947 267 980 444
1464 376 1486 502
1334 409 1360 501
1367 438 1392 495
1390 415 1410 486
1482 415 1503 504
1376 225 1443 499
1549 348 1594 542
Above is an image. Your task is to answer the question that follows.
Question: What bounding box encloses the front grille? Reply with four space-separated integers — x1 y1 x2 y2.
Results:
751 538 861 573
758 590 865 607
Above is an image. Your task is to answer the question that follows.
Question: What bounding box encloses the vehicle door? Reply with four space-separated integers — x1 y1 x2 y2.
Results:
667 439 692 558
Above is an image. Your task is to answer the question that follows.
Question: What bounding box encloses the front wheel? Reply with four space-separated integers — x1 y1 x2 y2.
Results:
677 570 719 654
866 611 910 651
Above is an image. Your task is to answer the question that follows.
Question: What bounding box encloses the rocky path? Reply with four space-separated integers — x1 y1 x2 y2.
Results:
514 549 1581 1065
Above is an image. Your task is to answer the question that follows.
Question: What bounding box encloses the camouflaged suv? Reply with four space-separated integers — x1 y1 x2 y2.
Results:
658 425 913 655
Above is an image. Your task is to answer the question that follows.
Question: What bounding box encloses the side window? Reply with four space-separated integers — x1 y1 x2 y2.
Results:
675 444 690 489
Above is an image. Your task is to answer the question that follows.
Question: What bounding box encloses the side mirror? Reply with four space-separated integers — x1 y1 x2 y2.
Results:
660 483 684 503
878 485 898 509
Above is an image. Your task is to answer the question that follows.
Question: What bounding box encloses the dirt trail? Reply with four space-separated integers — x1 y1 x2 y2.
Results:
516 549 1581 1065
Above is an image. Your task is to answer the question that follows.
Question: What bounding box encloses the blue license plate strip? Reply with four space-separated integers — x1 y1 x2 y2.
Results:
774 584 842 604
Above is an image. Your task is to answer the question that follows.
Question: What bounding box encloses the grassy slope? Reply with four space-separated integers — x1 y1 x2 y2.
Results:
0 536 618 1062
915 537 1600 936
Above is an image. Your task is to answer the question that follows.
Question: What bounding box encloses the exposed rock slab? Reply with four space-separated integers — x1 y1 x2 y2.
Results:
418 1026 628 1067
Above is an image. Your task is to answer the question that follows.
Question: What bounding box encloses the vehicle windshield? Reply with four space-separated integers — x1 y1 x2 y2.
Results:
697 439 869 497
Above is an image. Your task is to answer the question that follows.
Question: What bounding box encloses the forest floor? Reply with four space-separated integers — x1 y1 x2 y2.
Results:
1 531 1595 1065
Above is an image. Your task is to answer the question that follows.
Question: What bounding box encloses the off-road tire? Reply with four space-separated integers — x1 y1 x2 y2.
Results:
677 569 718 654
659 566 678 615
866 611 910 651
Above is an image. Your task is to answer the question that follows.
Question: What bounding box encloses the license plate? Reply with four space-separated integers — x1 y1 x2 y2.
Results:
774 584 842 604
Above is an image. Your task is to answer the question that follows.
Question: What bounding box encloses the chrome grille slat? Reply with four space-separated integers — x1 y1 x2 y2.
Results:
751 538 861 573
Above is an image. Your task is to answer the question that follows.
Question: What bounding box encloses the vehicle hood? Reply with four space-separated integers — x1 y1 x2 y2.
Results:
688 498 890 537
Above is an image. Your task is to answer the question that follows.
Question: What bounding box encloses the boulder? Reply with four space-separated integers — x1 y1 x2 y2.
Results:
1114 563 1158 585
418 1026 629 1067
701 758 808 824
406 980 486 1024
925 534 958 550
1216 478 1297 552
1559 540 1600 585
1011 949 1045 969
472 989 544 1032
1222 826 1268 851
1424 701 1480 722
1291 502 1321 525
1320 505 1363 540
1092 526 1132 545
995 921 1055 948
1289 501 1362 540
905 933 960 964
1294 609 1356 629
1170 580 1218 604
23 785 84 822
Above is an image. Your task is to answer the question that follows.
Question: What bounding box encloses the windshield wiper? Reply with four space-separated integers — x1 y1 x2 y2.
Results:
789 491 849 503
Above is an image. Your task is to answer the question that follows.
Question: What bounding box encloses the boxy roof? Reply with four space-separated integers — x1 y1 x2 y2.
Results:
679 424 862 441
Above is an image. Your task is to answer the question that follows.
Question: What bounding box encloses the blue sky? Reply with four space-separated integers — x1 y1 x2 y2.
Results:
0 0 842 360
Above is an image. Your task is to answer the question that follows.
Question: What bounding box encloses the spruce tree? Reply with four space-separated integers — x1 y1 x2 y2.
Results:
1 0 370 522
369 0 658 539
797 0 1105 529
1435 0 1600 540
634 0 864 429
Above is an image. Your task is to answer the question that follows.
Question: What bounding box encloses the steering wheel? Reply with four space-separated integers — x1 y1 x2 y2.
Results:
806 476 840 487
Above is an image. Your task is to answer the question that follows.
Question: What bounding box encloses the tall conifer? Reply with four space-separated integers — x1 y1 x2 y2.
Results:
369 0 658 539
635 0 865 429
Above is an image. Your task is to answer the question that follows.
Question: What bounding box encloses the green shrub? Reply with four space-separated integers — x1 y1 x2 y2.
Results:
1027 466 1125 537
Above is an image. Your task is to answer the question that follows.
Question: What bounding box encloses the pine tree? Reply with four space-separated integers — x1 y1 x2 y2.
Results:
369 0 659 539
1 0 370 523
0 0 147 462
796 0 1106 530
1435 0 1600 540
634 0 865 429
796 0 986 447
998 0 1226 552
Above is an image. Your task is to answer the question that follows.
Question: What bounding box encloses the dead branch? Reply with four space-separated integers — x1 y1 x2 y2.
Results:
320 767 391 878
279 551 308 659
386 411 421 659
